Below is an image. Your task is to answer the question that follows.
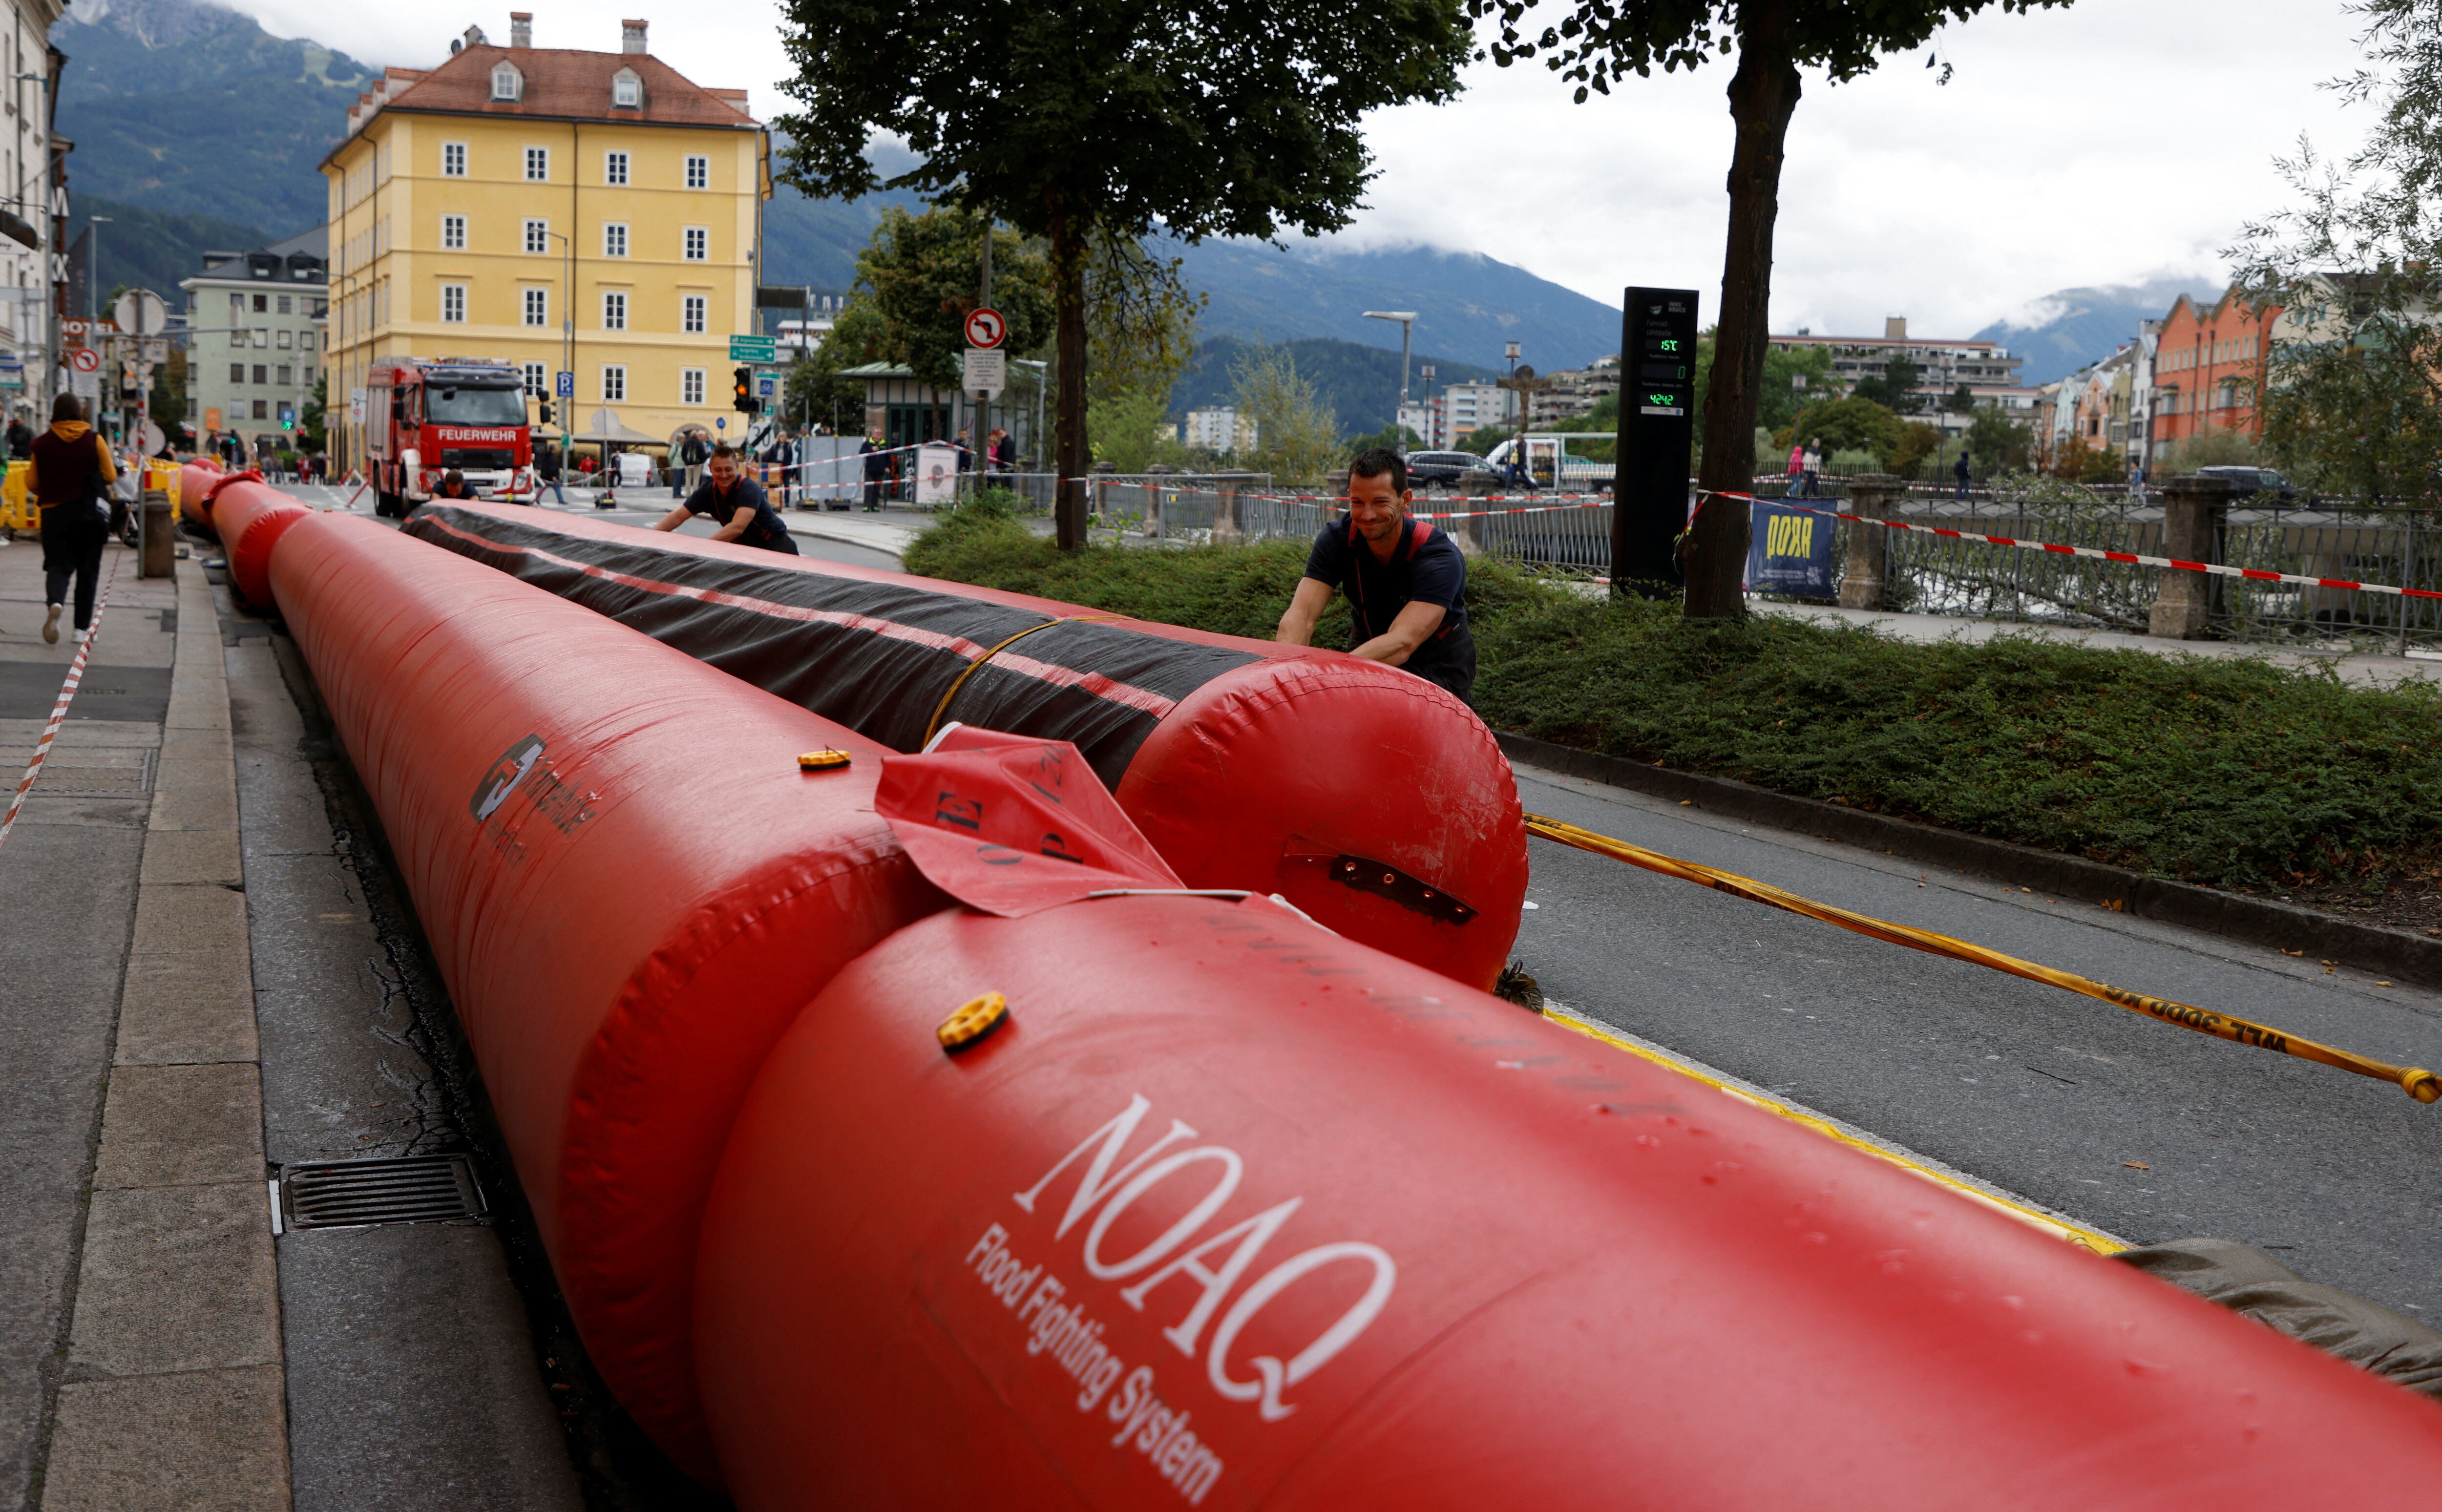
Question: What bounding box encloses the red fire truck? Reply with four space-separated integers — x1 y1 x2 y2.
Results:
364 357 534 516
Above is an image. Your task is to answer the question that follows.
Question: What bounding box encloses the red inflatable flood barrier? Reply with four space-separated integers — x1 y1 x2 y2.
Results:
176 457 221 522
400 501 1528 990
205 480 311 610
695 890 2442 1508
263 512 947 1480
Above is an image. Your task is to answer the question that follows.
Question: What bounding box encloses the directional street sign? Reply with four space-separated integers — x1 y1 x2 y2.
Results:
729 334 777 363
963 307 1006 350
555 369 575 399
962 347 1006 396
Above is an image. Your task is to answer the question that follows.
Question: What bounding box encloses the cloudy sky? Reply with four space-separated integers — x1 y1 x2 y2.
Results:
230 0 2382 336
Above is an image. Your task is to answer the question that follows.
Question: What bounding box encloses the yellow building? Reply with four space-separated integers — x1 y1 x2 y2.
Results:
321 13 770 473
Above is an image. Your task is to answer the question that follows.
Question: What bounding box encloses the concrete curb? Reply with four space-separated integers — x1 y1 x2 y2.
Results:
1496 730 2442 995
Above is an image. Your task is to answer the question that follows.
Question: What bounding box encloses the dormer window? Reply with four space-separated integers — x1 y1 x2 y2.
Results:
491 63 524 102
611 69 641 108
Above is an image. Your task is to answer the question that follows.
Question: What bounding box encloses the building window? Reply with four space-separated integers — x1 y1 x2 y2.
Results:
252 365 267 384
299 331 316 352
524 218 549 254
276 330 293 350
523 362 547 396
682 294 706 334
683 226 707 261
229 363 245 383
605 150 629 186
253 294 267 312
304 364 316 385
491 63 522 102
442 214 466 250
442 284 467 324
252 328 268 348
685 154 708 189
602 291 627 330
252 399 268 420
526 146 549 182
602 365 626 401
276 364 292 386
612 69 641 108
442 141 467 177
603 223 628 258
524 288 548 327
681 367 704 405
276 294 293 315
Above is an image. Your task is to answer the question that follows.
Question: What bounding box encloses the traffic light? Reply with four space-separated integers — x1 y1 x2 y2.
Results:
538 398 555 428
278 403 295 432
734 366 752 412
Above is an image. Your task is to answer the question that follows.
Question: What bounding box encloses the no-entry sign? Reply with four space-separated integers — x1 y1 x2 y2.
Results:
963 307 1006 350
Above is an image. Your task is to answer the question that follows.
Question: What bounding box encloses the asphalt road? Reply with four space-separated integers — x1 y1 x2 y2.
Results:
1515 762 2442 1322
271 481 903 571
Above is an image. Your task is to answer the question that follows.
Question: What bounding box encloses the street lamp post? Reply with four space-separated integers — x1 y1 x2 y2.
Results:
85 213 107 324
1363 310 1417 424
546 229 574 484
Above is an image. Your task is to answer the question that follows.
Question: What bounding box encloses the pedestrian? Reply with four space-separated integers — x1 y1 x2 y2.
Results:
6 411 32 460
677 428 709 498
765 430 797 509
1786 438 1806 492
1953 448 1972 501
30 393 114 647
1799 437 1823 498
989 426 1015 474
536 445 567 506
1273 446 1475 704
653 443 801 554
860 428 887 512
955 428 974 474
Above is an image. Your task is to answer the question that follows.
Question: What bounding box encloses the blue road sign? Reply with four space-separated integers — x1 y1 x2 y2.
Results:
555 370 574 399
715 416 727 430
757 375 777 399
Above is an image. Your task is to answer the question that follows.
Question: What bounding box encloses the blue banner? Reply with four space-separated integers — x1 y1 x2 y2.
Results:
1746 500 1838 598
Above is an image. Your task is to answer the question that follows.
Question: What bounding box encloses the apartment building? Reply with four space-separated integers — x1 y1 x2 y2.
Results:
320 12 769 471
1528 355 1619 427
1184 405 1254 455
1443 381 1513 442
1768 317 2031 429
2 0 61 414
2149 288 2278 456
179 230 327 449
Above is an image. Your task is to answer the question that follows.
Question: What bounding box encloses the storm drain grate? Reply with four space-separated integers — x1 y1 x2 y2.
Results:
274 1154 488 1232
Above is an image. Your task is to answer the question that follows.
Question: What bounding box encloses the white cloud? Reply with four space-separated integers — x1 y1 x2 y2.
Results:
227 0 2379 336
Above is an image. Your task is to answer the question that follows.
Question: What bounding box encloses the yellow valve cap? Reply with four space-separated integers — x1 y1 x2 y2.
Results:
937 991 1009 1054
797 749 853 771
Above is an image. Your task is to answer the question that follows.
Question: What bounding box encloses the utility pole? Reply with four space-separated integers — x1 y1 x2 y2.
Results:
85 213 106 324
976 218 992 480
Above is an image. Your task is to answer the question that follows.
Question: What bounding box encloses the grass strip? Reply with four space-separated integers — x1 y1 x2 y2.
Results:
906 502 2442 896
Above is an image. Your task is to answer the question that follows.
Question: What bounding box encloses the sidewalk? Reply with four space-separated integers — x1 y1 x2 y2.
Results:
1758 602 2441 688
780 505 919 559
0 530 579 1509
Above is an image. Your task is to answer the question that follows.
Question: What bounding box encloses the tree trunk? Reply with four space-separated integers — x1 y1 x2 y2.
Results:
1684 1 1802 619
1049 202 1090 549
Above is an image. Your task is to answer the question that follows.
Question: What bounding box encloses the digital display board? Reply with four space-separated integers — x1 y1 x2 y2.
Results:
1611 287 1700 593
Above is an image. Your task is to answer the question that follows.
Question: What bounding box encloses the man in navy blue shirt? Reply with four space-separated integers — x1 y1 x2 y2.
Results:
1276 447 1475 703
653 443 800 554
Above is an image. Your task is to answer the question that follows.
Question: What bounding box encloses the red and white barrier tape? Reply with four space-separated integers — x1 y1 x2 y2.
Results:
1713 490 2442 604
0 550 122 858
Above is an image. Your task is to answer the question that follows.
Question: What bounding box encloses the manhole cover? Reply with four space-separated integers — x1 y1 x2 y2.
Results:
0 747 157 798
275 1154 488 1232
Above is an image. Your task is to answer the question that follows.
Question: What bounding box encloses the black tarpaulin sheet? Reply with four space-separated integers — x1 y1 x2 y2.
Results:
404 505 1260 785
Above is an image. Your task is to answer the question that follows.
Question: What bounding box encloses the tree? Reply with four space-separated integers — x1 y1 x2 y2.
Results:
1853 351 1922 413
775 0 1472 546
1778 395 1905 459
1473 0 2070 614
1945 381 1978 415
861 208 1053 394
1231 343 1341 484
1348 422 1428 456
1964 402 2031 472
2229 0 2442 504
299 371 326 454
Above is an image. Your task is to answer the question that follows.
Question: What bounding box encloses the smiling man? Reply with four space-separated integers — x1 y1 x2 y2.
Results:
1275 447 1475 703
653 443 800 554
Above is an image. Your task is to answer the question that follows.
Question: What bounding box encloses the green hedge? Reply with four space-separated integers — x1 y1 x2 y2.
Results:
905 504 2442 892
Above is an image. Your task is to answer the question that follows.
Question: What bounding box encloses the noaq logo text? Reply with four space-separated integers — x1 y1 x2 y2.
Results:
961 1092 1397 1507
468 734 600 865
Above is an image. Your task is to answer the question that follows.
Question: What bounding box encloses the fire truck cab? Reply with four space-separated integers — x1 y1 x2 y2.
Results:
365 357 533 517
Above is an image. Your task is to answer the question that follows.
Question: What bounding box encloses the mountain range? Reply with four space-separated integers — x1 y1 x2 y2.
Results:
54 0 2213 413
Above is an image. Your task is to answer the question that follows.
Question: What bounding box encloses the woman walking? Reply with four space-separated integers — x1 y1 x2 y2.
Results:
31 393 114 646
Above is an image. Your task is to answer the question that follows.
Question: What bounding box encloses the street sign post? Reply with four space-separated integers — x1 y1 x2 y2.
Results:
963 307 1006 350
555 370 575 399
728 334 777 363
1610 287 1700 595
961 348 1006 396
112 288 168 338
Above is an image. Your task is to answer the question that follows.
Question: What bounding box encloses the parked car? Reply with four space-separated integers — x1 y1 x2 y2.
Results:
1402 450 1490 489
2193 465 2296 502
